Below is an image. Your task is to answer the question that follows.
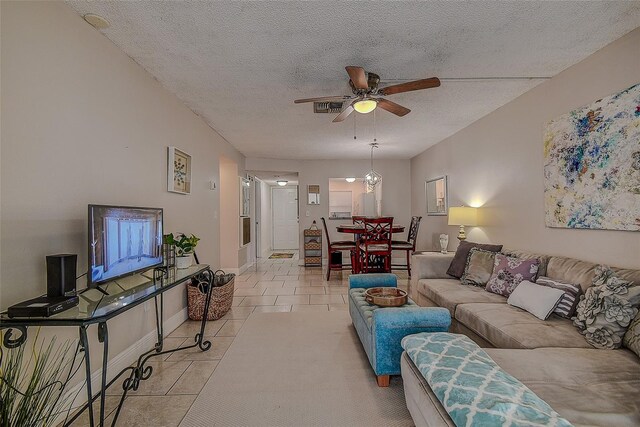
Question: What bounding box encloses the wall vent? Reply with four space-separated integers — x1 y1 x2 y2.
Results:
314 101 344 113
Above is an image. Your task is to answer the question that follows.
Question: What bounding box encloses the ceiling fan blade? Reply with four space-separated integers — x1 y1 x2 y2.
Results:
345 66 368 90
377 99 411 117
333 102 355 122
294 95 350 104
380 77 441 96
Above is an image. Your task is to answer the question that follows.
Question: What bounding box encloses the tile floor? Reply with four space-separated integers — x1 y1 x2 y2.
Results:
70 252 409 426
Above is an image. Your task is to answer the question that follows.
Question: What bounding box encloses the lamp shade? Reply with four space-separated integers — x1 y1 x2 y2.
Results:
448 206 478 226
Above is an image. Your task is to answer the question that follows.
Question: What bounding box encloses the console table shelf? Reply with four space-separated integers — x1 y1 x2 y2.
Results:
0 264 215 427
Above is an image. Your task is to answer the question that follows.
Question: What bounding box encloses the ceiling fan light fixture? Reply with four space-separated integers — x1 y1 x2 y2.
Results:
276 180 288 186
353 99 377 114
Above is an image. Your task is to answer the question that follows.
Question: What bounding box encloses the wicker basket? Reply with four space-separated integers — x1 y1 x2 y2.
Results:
187 270 235 321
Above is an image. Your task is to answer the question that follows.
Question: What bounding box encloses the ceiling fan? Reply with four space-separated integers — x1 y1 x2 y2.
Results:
294 66 440 122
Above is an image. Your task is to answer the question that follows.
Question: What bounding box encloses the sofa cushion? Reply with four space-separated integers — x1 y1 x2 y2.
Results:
417 279 506 316
402 333 572 427
455 303 593 349
546 256 640 293
460 248 496 287
536 276 583 319
624 311 640 358
502 248 551 277
485 253 541 297
573 265 640 349
446 240 503 278
507 280 565 321
485 347 640 427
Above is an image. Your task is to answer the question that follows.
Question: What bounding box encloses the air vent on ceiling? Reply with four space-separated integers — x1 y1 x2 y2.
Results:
314 101 344 113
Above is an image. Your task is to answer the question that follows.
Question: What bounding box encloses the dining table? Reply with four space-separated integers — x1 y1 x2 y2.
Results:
335 223 406 274
336 224 406 234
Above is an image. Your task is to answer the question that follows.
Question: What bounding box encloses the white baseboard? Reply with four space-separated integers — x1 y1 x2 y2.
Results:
222 260 254 275
62 308 188 415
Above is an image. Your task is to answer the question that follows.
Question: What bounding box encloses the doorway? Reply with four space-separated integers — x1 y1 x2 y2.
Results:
272 186 299 250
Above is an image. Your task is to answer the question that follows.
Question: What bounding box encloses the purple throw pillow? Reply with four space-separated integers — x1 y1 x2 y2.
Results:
485 253 541 297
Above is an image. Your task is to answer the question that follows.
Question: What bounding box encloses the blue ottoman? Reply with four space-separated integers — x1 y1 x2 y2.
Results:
348 273 451 387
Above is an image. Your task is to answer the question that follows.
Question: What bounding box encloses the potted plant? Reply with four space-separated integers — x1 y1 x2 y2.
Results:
164 233 200 269
0 336 77 426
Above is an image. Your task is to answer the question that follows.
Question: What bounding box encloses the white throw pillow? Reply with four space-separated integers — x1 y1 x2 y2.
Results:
507 280 565 320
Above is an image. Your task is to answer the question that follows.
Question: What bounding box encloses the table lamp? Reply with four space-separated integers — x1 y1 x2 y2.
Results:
448 206 478 241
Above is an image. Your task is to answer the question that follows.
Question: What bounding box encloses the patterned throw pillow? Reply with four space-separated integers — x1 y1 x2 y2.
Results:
461 248 496 287
573 265 640 349
536 276 583 319
485 253 541 297
446 241 503 279
623 312 640 358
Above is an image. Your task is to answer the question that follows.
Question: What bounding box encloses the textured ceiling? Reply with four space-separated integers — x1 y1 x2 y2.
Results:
66 1 640 159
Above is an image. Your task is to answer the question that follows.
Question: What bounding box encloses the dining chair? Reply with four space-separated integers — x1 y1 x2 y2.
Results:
358 217 393 274
350 216 367 273
391 216 422 277
352 216 366 227
321 217 356 280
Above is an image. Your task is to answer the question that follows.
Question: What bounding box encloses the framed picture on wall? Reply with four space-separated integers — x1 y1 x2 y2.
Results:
425 176 447 215
308 184 320 205
167 146 192 194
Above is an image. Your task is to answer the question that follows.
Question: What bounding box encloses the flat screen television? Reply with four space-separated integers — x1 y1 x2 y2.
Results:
88 205 163 287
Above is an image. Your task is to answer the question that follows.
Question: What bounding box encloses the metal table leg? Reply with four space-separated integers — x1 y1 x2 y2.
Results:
79 325 95 427
97 322 109 426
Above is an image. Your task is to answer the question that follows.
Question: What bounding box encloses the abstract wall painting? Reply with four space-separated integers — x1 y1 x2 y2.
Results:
544 83 640 231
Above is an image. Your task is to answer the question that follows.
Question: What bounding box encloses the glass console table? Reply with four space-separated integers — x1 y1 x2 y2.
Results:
0 264 215 427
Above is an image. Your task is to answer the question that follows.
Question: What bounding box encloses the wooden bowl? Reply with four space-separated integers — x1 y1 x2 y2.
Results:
363 287 408 307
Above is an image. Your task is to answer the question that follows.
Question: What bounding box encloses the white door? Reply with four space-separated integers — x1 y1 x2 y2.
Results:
272 187 299 250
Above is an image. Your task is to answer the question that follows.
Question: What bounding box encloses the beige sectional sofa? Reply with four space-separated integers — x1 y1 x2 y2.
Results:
402 250 640 427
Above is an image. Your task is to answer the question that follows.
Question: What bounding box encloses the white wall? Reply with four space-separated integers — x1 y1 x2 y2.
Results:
245 158 412 256
257 179 273 257
0 0 244 368
411 28 640 269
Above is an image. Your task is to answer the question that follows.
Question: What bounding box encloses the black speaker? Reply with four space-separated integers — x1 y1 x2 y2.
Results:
47 254 77 297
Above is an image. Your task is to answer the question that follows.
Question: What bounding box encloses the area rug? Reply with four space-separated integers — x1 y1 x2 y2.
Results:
268 253 294 259
180 311 413 426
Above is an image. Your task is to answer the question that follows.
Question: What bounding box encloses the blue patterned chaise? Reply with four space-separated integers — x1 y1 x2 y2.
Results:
348 273 451 387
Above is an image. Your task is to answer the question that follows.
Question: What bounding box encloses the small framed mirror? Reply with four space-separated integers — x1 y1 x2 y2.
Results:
308 184 320 205
425 176 448 215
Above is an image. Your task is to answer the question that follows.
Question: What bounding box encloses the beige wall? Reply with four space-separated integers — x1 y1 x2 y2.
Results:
411 28 640 269
1 0 244 363
219 157 240 269
245 158 412 254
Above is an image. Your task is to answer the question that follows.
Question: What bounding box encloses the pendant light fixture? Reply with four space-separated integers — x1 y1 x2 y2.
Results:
365 143 381 190
365 110 381 190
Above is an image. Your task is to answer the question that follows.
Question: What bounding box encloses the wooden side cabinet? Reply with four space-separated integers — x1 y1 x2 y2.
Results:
304 228 322 267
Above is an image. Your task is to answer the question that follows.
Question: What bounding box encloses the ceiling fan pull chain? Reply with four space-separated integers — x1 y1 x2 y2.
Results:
373 109 377 143
353 113 357 140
